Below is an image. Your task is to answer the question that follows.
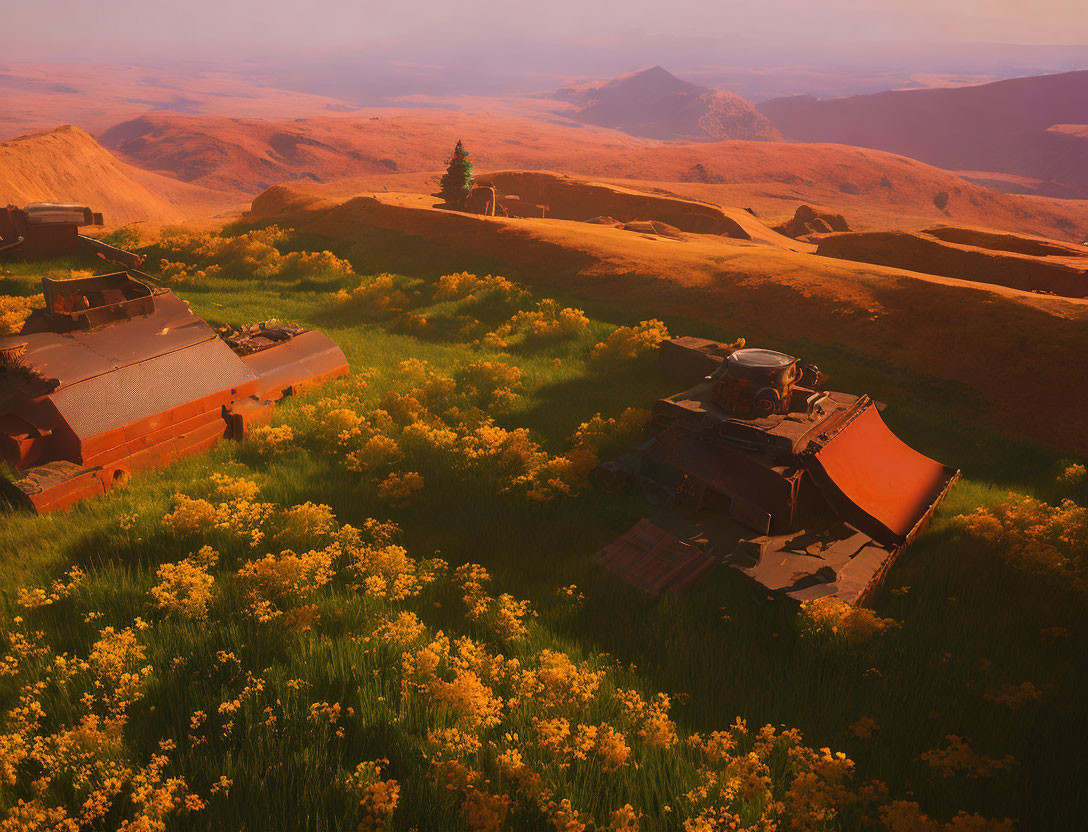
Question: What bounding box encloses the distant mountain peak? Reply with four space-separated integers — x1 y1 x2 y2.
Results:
624 65 684 82
554 67 780 142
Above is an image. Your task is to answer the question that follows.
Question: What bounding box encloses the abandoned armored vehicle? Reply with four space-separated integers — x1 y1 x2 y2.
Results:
0 203 144 267
0 270 348 512
592 338 958 605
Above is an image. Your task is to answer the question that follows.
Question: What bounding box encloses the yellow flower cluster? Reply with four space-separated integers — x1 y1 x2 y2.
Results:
149 548 217 619
881 801 1016 831
16 566 85 610
484 298 589 348
428 726 483 759
0 620 203 832
296 358 604 503
308 700 351 725
682 721 871 831
519 650 603 712
609 804 641 832
0 293 44 333
547 797 588 832
347 434 403 471
375 611 427 645
159 225 353 282
555 584 585 609
920 735 1016 778
799 596 899 643
210 472 262 501
376 471 425 505
984 681 1042 708
344 759 400 831
615 688 679 748
429 669 505 729
588 319 671 363
1057 463 1086 486
248 423 295 454
434 271 525 304
570 407 651 453
236 546 337 622
491 593 532 642
457 361 523 410
162 492 273 548
531 718 631 770
1 473 1024 831
346 526 440 601
454 563 493 620
954 492 1088 588
274 501 338 547
336 273 413 311
159 258 222 283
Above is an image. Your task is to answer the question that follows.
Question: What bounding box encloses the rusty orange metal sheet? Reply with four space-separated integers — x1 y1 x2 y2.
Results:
807 406 956 546
594 518 719 597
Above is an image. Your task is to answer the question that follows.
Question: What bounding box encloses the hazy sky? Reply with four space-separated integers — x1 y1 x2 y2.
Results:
5 0 1087 62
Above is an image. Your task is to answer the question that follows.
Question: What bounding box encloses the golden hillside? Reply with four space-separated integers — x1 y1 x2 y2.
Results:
249 179 1088 455
0 125 237 225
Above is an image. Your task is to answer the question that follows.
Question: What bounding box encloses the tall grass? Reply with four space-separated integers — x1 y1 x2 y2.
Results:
0 231 1084 830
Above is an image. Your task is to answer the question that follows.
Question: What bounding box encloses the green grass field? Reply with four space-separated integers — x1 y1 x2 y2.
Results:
0 228 1084 831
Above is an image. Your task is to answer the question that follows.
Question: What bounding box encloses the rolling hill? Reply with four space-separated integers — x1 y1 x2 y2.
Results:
814 227 1088 298
98 110 652 196
247 179 1088 456
97 111 1088 241
552 66 781 141
0 125 237 225
471 171 806 249
759 70 1088 198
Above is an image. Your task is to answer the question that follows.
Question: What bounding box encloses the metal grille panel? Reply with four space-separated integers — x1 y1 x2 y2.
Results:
51 339 256 440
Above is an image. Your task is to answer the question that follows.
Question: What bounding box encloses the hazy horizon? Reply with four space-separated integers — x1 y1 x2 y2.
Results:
2 0 1086 108
5 0 1086 99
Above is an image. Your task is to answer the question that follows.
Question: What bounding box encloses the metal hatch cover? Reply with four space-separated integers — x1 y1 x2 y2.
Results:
805 405 957 547
594 518 719 598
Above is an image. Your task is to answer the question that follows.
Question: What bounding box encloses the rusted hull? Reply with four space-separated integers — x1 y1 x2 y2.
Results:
0 204 143 267
0 271 349 514
591 337 959 604
241 330 350 400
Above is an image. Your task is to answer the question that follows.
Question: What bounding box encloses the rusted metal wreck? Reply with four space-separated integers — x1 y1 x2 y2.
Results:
0 270 348 512
0 203 144 268
592 337 958 604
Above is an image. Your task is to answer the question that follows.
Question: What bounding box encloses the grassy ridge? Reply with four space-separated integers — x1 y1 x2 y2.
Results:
0 232 1084 830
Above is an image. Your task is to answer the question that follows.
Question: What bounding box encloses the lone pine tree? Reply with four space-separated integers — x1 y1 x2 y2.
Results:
439 139 474 208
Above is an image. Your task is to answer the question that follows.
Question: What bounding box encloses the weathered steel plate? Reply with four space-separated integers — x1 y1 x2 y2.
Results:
806 405 957 546
594 518 719 598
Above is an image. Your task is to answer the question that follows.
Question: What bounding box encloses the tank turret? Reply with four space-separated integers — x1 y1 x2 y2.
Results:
711 348 819 418
0 203 144 267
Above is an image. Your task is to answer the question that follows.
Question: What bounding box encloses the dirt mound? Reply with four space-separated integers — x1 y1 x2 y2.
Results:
816 230 1088 298
922 226 1088 257
554 66 780 141
249 184 1088 455
472 171 802 248
621 220 685 239
0 125 234 225
760 70 1088 198
774 204 850 238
